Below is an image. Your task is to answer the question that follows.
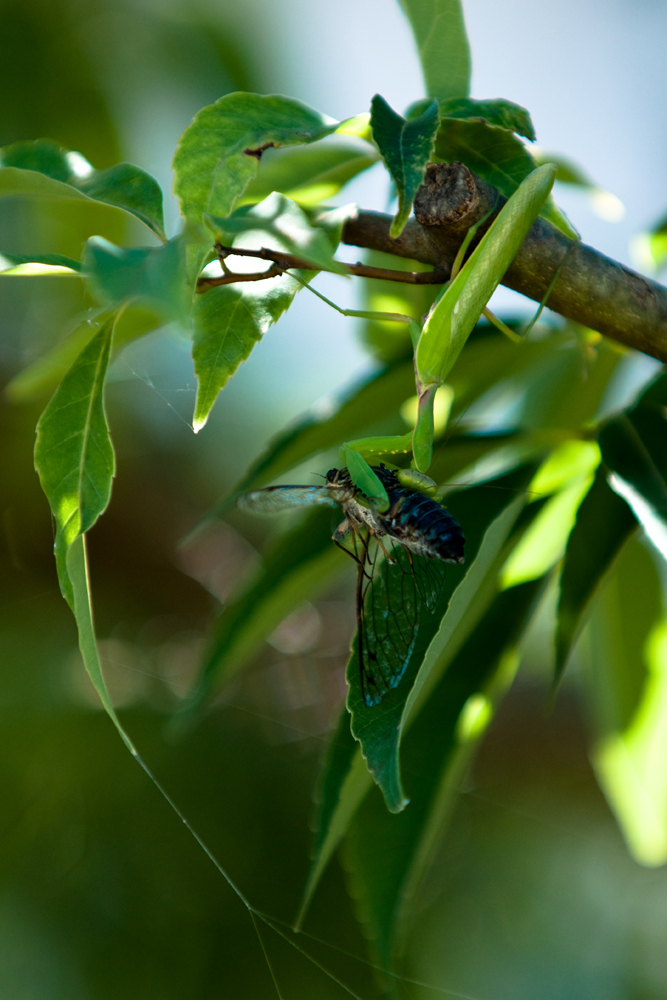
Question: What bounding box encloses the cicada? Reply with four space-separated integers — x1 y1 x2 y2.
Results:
239 464 465 707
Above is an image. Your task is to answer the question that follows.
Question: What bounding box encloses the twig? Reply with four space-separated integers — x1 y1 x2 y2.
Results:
195 243 450 293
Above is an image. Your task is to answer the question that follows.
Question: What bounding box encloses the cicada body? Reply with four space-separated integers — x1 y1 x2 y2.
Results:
238 464 465 706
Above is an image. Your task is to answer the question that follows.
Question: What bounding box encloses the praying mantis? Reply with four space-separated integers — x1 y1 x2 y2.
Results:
297 163 558 512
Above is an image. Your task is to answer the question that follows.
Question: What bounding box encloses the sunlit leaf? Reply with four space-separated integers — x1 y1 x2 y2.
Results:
34 317 116 607
207 192 347 273
239 142 378 207
599 410 667 560
398 0 471 101
434 118 578 239
416 163 556 390
499 474 595 589
191 271 304 431
172 92 338 223
0 251 82 276
370 94 439 237
345 578 545 968
582 535 667 866
555 466 637 685
190 507 347 707
0 139 165 239
82 236 190 326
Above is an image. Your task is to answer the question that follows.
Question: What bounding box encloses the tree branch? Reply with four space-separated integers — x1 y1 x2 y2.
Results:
342 162 667 364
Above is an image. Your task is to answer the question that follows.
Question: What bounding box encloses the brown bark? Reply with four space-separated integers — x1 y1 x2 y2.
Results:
342 162 667 364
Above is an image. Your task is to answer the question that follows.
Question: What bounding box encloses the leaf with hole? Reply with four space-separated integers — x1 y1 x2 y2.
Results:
172 92 338 223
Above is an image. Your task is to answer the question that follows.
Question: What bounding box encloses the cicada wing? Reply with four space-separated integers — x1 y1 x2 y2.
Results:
238 485 338 515
356 538 447 708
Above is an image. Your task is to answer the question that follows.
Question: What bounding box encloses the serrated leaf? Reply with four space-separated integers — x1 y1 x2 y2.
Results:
398 0 471 101
370 95 439 238
582 535 667 866
0 251 82 276
435 118 578 239
172 92 338 223
34 317 116 608
82 236 189 326
191 271 304 431
416 163 556 390
555 466 637 685
207 192 347 273
439 97 535 141
348 472 529 812
239 142 378 207
344 577 545 968
599 410 667 560
0 139 165 240
189 507 347 708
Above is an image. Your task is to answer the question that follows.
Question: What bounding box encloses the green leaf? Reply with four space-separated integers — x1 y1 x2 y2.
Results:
189 507 347 708
348 471 529 812
434 118 578 239
370 95 439 238
344 577 545 968
499 474 595 589
206 192 347 273
206 359 416 518
438 97 535 141
239 142 378 207
641 209 667 271
297 720 374 930
582 535 667 866
0 251 82 276
555 466 637 685
66 535 137 755
599 410 667 560
82 236 190 326
172 92 338 223
0 139 166 240
191 271 304 431
398 0 471 101
416 163 557 389
34 317 116 608
299 471 540 920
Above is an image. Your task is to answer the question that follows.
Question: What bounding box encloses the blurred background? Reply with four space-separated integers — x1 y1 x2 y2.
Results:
2 0 667 997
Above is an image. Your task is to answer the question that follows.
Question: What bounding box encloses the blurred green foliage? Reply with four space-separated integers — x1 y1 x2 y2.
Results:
2 1 667 998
